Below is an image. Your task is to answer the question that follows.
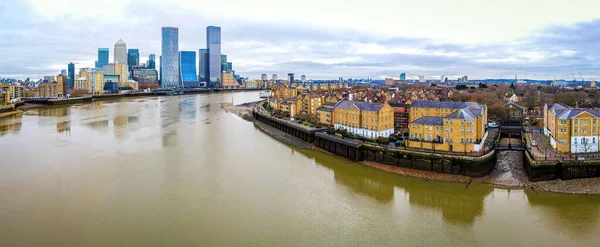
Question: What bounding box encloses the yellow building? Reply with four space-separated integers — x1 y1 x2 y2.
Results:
302 94 323 115
87 70 105 95
317 100 340 127
24 88 39 98
0 91 8 105
220 72 240 89
544 103 600 153
38 83 58 98
115 63 128 86
333 100 394 139
271 86 297 100
75 77 88 92
408 101 488 153
56 75 66 97
0 83 23 103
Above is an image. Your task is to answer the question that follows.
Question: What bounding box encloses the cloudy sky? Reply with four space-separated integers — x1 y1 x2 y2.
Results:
2 0 600 80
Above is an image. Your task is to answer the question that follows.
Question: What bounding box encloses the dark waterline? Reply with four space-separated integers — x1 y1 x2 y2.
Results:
0 92 599 246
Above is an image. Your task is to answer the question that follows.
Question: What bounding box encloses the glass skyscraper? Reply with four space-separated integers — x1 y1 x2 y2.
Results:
179 51 199 88
207 26 221 88
161 27 180 88
127 49 139 70
198 49 208 83
221 54 227 72
147 54 156 69
67 62 75 90
96 48 109 69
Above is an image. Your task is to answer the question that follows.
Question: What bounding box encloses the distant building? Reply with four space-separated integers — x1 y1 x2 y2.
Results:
221 54 228 72
220 72 240 89
161 26 180 88
114 39 127 64
400 73 406 81
226 62 232 73
272 74 278 80
43 76 55 83
67 62 75 90
301 75 306 82
147 54 156 69
462 75 469 82
131 68 158 89
179 51 199 88
96 48 109 69
127 49 139 70
440 75 445 83
60 69 67 76
56 74 66 97
198 49 208 83
288 73 294 84
207 26 221 87
261 74 267 81
386 78 394 86
419 76 425 82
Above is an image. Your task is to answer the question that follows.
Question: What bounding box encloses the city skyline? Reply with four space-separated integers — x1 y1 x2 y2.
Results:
2 0 600 80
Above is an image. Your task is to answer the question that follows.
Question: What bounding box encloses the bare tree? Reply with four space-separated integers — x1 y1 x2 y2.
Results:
577 138 595 153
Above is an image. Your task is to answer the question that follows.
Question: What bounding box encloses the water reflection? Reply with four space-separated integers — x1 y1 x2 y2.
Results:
160 97 182 148
38 107 69 117
295 148 492 225
525 189 600 236
0 114 22 137
86 120 109 129
56 121 70 134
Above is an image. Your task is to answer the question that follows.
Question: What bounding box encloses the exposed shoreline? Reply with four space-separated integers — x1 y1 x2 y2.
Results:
224 101 600 195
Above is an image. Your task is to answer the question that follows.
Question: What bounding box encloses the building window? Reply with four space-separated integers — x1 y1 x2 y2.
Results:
583 121 588 125
574 138 577 144
583 130 588 134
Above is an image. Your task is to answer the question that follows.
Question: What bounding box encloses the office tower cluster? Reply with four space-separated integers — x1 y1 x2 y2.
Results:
159 25 241 89
57 24 241 95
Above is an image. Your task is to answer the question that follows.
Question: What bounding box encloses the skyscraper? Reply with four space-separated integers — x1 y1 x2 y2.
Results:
198 49 208 83
161 27 180 88
67 62 75 90
261 74 267 81
207 26 221 87
96 48 109 69
400 73 406 81
226 62 232 73
114 39 127 64
147 54 156 69
60 69 67 76
179 51 199 88
301 75 306 82
288 73 294 84
272 74 278 80
221 54 227 72
127 49 139 70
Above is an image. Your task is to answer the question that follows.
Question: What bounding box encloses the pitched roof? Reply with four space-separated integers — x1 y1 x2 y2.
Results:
411 116 443 126
446 109 476 120
335 99 385 112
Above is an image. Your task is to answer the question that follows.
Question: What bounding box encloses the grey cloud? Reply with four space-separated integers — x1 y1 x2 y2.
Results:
2 0 600 80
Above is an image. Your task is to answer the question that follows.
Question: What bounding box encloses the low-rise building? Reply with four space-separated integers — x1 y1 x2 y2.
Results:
544 103 600 153
408 101 488 153
389 102 409 133
333 100 394 139
506 101 524 123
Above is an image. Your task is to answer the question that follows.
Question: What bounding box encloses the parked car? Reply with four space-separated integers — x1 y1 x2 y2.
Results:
531 141 537 146
488 122 499 128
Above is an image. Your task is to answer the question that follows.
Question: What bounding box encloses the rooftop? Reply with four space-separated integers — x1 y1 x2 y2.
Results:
411 116 444 126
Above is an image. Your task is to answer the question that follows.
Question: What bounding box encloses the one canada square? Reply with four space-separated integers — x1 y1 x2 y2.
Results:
161 27 181 88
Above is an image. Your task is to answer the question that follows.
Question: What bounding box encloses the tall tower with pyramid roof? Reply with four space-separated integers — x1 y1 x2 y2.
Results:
114 39 127 64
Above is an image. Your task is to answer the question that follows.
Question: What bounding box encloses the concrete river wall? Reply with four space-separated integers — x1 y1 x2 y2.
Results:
254 110 496 178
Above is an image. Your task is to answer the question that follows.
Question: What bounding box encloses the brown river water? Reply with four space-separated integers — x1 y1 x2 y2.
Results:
0 92 599 246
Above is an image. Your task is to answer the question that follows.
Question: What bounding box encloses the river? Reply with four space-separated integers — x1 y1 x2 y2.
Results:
1 92 599 246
